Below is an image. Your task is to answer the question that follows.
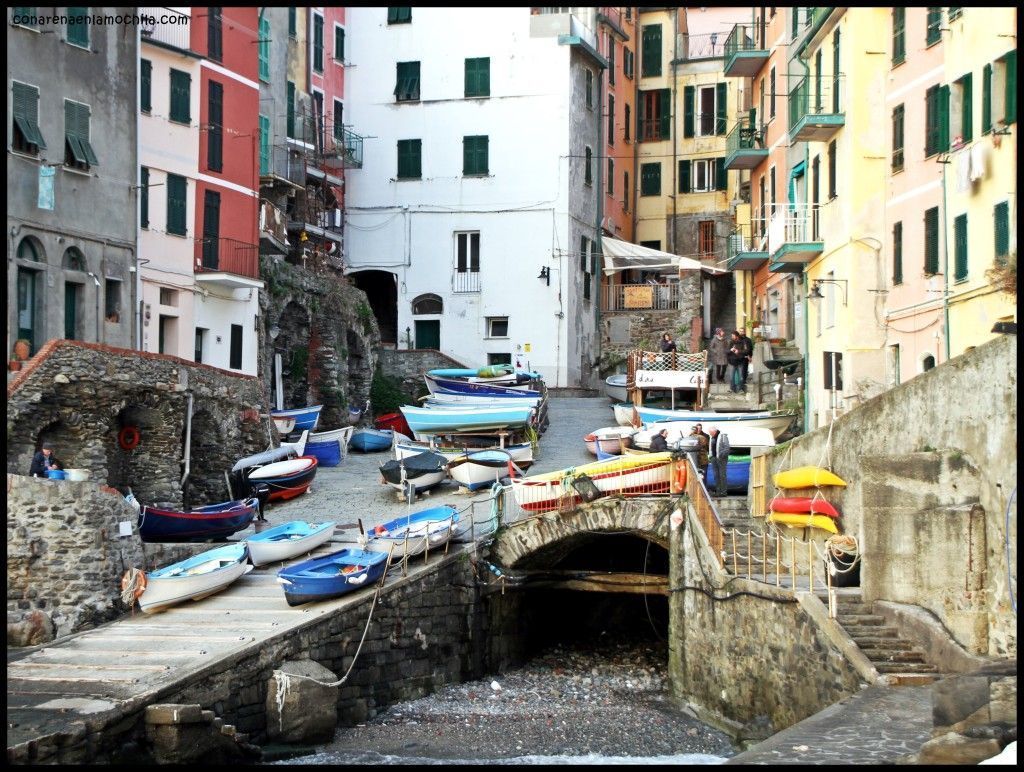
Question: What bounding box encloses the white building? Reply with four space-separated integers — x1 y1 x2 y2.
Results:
343 7 607 388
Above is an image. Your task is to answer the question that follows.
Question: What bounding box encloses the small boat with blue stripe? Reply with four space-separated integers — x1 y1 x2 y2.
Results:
138 497 259 542
276 548 389 606
350 427 394 452
447 449 513 491
270 405 323 432
138 543 252 614
400 403 535 436
244 520 337 567
363 506 460 560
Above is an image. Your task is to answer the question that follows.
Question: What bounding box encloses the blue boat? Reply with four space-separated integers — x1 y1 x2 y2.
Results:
276 548 389 606
244 520 337 567
364 505 460 560
446 449 512 491
349 427 394 452
400 403 535 436
704 456 752 493
424 373 542 397
270 405 323 432
138 498 259 542
306 438 342 467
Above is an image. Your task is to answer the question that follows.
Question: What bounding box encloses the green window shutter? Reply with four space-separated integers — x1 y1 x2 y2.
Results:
678 159 690 193
641 162 661 196
827 140 836 199
259 114 270 175
335 26 345 61
465 57 490 98
208 7 222 61
641 25 662 77
463 135 488 175
580 236 588 271
288 6 296 37
258 17 270 82
924 207 939 274
948 8 962 21
926 8 942 45
65 101 97 166
141 59 152 112
607 94 615 144
313 14 324 72
166 174 187 236
683 85 694 138
388 7 411 24
67 6 88 47
585 147 592 185
892 8 905 64
938 84 950 152
716 82 727 135
832 29 841 113
286 81 295 137
715 157 727 191
1004 50 1017 125
208 81 223 172
961 74 973 142
397 139 421 178
395 61 420 101
892 104 904 170
202 190 220 268
333 99 344 142
925 85 938 155
12 81 46 148
170 69 191 123
892 221 903 285
994 202 1009 262
953 213 968 281
982 63 992 134
141 167 150 229
658 88 670 139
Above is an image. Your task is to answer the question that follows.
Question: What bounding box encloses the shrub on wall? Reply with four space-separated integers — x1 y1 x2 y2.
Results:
370 368 415 416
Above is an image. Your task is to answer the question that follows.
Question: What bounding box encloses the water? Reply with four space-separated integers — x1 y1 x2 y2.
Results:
271 640 735 765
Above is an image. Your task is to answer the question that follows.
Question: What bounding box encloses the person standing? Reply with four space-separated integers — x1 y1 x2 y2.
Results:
690 424 709 479
728 331 746 393
649 428 669 452
29 444 60 477
709 428 731 497
660 332 677 353
708 328 728 384
739 328 754 385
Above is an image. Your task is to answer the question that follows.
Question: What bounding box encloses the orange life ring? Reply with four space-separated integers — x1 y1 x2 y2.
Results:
671 459 688 493
118 426 141 451
120 568 147 601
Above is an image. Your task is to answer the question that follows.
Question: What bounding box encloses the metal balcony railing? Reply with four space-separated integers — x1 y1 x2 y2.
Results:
726 218 769 260
767 205 822 254
788 75 845 133
452 269 481 293
678 31 727 61
724 22 760 60
139 7 191 52
725 118 768 170
261 144 305 187
195 236 260 278
601 282 682 312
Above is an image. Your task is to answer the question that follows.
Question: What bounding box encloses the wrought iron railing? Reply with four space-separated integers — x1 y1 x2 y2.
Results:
726 218 769 261
725 117 765 156
195 236 260 278
788 74 845 133
139 7 191 51
723 22 760 60
678 31 727 61
452 270 481 293
767 204 822 252
261 144 305 186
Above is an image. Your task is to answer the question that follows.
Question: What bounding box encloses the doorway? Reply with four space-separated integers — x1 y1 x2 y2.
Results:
17 268 39 352
414 319 440 350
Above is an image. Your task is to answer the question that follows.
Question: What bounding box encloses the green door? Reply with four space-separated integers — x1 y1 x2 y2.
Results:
17 268 37 352
64 282 81 340
414 320 440 350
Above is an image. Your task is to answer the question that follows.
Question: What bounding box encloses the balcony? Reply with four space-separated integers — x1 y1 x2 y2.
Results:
319 128 364 172
676 32 727 62
195 237 262 288
725 220 769 271
452 269 481 294
601 282 682 312
724 118 768 170
788 76 845 142
259 200 288 256
767 205 823 272
723 23 768 77
260 144 305 189
139 7 192 53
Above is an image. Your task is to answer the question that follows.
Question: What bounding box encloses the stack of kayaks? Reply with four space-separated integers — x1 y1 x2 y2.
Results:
767 466 846 534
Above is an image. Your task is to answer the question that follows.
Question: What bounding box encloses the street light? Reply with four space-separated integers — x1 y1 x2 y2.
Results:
808 279 847 306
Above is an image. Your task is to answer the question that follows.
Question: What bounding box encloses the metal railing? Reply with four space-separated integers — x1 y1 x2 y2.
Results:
788 75 845 132
767 204 822 252
261 144 305 187
723 22 761 60
755 358 803 405
139 7 191 51
195 236 260 278
601 282 682 312
726 218 769 261
452 270 481 293
678 31 727 61
725 117 764 157
684 456 724 567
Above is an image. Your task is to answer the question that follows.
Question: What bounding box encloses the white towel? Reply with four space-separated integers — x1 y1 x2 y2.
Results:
969 142 987 181
957 151 971 192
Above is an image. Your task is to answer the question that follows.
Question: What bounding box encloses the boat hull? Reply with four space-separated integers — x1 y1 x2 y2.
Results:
349 428 394 452
425 373 542 397
364 507 460 560
400 404 535 435
277 548 389 606
245 521 337 567
394 439 534 468
584 426 637 455
138 498 259 542
635 406 795 439
447 450 512 490
705 457 752 493
605 374 628 402
246 457 318 501
271 405 323 432
139 544 252 613
379 451 448 492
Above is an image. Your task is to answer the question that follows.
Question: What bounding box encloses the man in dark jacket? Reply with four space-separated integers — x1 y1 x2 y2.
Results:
29 445 59 477
739 329 754 385
709 428 731 496
649 429 669 452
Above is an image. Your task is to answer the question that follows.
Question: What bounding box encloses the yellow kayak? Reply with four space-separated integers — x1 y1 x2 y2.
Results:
773 466 847 489
767 512 839 534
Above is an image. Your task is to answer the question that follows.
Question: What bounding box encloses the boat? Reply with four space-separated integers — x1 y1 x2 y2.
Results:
379 451 449 493
244 520 337 567
612 402 642 427
271 415 296 435
424 373 543 397
400 403 535 436
773 466 848 489
631 424 776 453
767 512 839 534
362 506 461 560
584 426 638 455
770 497 841 518
246 456 318 501
605 374 628 402
138 543 253 614
427 388 543 403
231 445 296 474
309 426 355 445
350 427 394 452
394 437 534 468
276 548 389 606
705 455 753 494
375 412 413 437
447 449 512 491
509 453 678 514
636 405 796 439
279 429 309 457
138 497 259 542
270 405 323 432
305 426 354 468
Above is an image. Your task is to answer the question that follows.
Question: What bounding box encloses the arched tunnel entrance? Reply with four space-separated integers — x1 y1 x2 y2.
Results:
349 270 397 346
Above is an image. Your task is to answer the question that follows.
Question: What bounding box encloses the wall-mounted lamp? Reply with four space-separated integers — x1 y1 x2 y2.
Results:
808 279 848 306
537 266 551 285
269 324 281 340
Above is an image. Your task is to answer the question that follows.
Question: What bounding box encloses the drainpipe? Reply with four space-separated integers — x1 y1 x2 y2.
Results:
670 7 679 253
595 58 605 379
939 160 952 363
86 272 101 343
180 391 194 488
792 40 813 432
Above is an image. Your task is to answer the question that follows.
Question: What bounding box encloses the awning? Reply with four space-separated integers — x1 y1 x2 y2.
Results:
600 237 726 275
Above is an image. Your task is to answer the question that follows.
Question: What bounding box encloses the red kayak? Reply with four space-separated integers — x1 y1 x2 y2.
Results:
770 496 841 518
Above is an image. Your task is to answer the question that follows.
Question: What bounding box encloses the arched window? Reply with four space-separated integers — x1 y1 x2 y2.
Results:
17 237 43 262
411 293 443 315
62 247 86 271
922 355 936 372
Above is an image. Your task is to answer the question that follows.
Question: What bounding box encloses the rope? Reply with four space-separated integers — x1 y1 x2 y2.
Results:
767 443 794 512
815 416 836 473
120 568 146 605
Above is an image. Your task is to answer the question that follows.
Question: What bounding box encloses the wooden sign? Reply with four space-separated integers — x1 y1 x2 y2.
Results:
623 285 654 308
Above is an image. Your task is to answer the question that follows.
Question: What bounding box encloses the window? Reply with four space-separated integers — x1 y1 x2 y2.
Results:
641 24 662 77
922 354 936 372
229 324 243 370
395 61 420 102
11 81 46 155
258 16 270 81
769 67 776 119
995 51 1017 127
891 104 905 171
585 69 593 109
580 236 589 272
623 47 634 79
814 50 823 111
640 240 661 251
994 201 1010 264
953 213 968 281
487 353 512 366
770 165 777 213
387 7 411 24
201 190 220 268
679 158 725 193
623 171 629 211
925 7 942 46
892 221 903 285
159 287 178 306
141 59 152 112
455 233 480 294
487 317 509 338
169 69 191 124
208 7 222 61
584 147 592 186
641 88 670 141
608 38 616 86
207 80 223 172
607 94 615 144
140 167 150 228
607 159 614 195
412 294 443 314
925 84 950 156
288 7 296 38
334 25 345 61
624 104 631 141
982 63 992 134
823 351 843 390
698 221 715 259
465 57 490 98
924 206 940 275
66 6 88 48
286 80 295 138
463 135 488 175
953 74 972 144
640 162 661 196
312 90 325 150
166 173 187 236
64 99 98 170
397 139 421 179
105 279 122 322
827 140 837 199
259 114 270 174
333 100 344 143
686 83 727 137
312 13 324 72
832 29 841 113
194 328 205 363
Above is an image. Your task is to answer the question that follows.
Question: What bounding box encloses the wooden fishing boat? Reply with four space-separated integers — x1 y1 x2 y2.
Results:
767 512 839 534
631 424 776 452
244 520 337 567
394 437 534 468
509 453 677 514
425 391 543 406
362 506 461 560
246 456 318 501
584 426 637 455
424 373 543 397
309 426 354 445
637 406 796 439
305 427 353 468
605 374 628 403
276 548 389 606
374 412 412 437
138 497 259 542
138 543 252 614
270 405 323 432
349 427 394 452
279 429 309 457
400 403 535 436
379 451 448 493
769 497 841 518
271 415 296 435
430 384 542 400
447 449 512 491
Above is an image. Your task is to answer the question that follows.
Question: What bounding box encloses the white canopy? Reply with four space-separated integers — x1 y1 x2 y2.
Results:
600 237 725 275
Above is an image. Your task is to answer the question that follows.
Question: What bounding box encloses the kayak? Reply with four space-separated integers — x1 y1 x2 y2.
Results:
767 512 839 534
773 466 847 489
770 497 841 518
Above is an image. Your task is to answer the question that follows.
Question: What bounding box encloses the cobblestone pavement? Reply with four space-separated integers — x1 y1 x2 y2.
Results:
725 684 935 765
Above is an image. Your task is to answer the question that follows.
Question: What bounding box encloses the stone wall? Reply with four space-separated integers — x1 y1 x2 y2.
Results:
377 348 471 401
6 340 269 509
6 475 207 640
762 335 1016 659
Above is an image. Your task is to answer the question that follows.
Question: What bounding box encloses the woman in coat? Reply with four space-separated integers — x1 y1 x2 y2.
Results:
707 328 728 383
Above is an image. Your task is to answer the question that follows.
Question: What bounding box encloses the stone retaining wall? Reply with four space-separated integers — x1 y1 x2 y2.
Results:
377 348 470 398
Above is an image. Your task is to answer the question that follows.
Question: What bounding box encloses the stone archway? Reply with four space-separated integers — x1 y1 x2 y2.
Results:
185 409 235 508
107 403 179 507
274 300 311 410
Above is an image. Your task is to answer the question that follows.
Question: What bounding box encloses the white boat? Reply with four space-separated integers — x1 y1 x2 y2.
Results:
379 451 449 493
424 392 544 407
272 415 296 435
248 455 315 479
279 429 309 457
612 402 641 427
244 520 337 567
309 426 354 445
584 426 638 455
447 449 512 491
394 438 534 468
361 506 461 560
605 374 628 402
632 424 777 451
138 544 253 614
